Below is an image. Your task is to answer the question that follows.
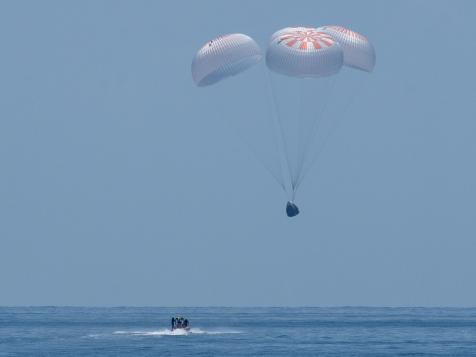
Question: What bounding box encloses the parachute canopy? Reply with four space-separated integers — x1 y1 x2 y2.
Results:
266 27 343 78
191 33 262 87
317 25 375 72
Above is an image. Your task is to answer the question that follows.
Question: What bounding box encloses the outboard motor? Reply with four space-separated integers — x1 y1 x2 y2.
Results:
286 201 300 217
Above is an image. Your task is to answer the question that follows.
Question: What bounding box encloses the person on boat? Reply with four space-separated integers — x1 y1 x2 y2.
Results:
171 316 190 330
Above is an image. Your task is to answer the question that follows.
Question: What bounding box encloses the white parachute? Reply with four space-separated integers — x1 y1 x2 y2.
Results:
317 25 376 72
191 34 262 87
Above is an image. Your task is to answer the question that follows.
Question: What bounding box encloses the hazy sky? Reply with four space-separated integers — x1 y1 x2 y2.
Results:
1 0 475 306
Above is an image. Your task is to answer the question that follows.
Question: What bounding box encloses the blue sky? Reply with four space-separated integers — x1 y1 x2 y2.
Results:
0 0 475 306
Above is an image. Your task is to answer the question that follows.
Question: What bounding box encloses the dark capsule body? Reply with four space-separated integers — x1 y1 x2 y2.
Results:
286 201 300 217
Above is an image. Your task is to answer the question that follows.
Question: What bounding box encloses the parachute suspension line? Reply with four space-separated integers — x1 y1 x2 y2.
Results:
295 76 367 191
292 79 311 200
215 89 286 193
266 70 294 199
293 79 305 191
258 67 288 193
294 76 337 193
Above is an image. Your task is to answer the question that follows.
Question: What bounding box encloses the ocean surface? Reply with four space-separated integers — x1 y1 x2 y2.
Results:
1 307 476 356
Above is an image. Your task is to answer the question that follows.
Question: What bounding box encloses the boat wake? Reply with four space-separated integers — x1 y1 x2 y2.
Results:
112 328 241 337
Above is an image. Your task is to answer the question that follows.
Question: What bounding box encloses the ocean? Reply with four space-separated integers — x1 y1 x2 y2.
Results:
1 307 476 356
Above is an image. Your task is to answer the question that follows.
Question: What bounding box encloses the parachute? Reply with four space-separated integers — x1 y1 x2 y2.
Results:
264 26 376 207
317 25 376 72
266 27 343 78
191 34 262 87
192 27 375 218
